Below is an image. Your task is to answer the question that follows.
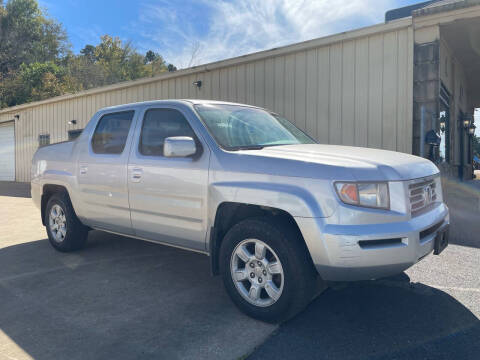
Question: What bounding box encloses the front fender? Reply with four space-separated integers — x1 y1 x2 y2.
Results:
209 179 337 220
206 179 337 274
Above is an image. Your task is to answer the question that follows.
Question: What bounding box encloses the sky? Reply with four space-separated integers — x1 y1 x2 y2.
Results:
38 0 423 68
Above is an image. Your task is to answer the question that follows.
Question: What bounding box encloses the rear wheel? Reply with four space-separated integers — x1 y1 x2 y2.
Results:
45 192 89 252
220 217 318 323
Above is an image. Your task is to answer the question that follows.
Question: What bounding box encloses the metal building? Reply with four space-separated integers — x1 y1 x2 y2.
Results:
0 0 479 182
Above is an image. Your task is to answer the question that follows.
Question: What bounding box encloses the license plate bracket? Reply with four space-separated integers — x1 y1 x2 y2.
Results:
434 226 449 255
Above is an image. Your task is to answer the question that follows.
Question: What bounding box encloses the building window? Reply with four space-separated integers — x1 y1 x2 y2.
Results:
68 129 83 141
38 134 50 147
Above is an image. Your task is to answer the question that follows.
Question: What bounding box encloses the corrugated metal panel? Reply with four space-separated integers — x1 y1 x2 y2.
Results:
0 22 413 182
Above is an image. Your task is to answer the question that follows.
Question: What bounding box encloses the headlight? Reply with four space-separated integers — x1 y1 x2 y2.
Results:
335 182 390 209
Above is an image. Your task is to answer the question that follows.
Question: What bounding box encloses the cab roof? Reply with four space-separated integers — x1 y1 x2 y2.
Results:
99 99 263 113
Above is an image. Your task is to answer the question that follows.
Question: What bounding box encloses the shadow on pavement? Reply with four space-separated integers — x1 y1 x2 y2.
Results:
0 231 274 360
0 181 30 198
249 274 479 360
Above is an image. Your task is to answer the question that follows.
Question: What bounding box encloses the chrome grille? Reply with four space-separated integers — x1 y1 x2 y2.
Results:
408 177 437 216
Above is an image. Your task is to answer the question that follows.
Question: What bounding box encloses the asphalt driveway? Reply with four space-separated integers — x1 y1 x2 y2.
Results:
0 195 275 360
0 181 479 360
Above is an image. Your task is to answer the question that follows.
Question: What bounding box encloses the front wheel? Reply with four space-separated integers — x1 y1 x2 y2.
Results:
220 217 318 323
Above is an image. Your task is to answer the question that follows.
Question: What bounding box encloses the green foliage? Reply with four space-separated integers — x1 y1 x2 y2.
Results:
69 35 171 89
145 50 158 64
0 0 68 75
20 61 79 100
80 45 96 63
0 61 81 107
0 0 176 109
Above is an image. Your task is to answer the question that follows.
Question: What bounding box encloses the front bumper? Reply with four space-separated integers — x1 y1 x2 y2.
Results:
296 203 449 281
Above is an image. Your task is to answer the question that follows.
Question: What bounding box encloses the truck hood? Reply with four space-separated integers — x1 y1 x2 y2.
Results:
234 144 439 181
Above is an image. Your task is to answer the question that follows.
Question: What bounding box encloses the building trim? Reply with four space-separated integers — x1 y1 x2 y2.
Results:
413 0 480 18
413 2 480 27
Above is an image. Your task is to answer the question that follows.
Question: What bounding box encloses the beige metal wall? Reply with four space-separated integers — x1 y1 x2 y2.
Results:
0 20 414 182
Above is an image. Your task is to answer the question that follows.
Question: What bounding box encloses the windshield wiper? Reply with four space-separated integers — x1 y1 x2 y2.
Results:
228 145 265 151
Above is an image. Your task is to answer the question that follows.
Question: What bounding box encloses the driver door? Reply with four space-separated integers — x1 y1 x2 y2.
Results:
127 106 210 251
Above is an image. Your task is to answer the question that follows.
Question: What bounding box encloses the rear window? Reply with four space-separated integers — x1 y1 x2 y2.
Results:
91 111 134 154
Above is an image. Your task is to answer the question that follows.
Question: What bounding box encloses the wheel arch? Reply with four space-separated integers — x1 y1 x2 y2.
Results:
41 184 71 226
209 202 311 276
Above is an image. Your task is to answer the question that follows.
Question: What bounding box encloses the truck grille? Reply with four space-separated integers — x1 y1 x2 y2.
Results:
408 177 437 216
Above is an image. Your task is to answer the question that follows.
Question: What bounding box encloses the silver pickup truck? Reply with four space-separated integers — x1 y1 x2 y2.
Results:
31 100 449 322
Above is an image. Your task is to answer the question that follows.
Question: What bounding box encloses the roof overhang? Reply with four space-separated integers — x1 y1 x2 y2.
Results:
413 0 480 17
440 17 480 105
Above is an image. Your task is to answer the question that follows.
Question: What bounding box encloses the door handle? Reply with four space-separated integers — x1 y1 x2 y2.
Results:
79 164 88 175
131 168 143 183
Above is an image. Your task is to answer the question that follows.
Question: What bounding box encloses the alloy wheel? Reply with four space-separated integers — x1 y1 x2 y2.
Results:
230 238 284 307
49 204 67 243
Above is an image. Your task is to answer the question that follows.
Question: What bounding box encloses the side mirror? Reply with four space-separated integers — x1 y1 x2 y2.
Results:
164 137 197 157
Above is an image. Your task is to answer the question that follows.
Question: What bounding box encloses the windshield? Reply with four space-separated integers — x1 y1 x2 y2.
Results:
194 104 316 150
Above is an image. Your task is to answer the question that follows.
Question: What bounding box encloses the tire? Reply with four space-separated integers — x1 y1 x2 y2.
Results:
219 217 318 323
45 192 89 252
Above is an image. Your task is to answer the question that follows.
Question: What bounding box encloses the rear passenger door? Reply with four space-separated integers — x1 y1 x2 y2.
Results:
76 110 136 235
127 106 210 251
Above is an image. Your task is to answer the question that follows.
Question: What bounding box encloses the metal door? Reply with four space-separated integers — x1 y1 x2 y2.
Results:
0 122 15 181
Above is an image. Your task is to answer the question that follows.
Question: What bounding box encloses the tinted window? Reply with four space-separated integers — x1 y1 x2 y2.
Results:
91 111 134 154
140 108 196 156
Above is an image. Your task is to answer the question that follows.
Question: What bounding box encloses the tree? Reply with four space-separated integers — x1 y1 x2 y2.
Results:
0 61 80 107
64 37 171 89
144 50 157 64
186 40 202 68
63 53 104 90
80 44 96 63
144 50 168 77
0 0 68 75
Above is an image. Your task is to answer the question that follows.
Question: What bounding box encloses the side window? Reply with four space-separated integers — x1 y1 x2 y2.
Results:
91 111 134 154
140 108 196 156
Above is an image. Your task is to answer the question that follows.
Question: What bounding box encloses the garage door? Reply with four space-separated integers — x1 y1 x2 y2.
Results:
0 122 15 181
